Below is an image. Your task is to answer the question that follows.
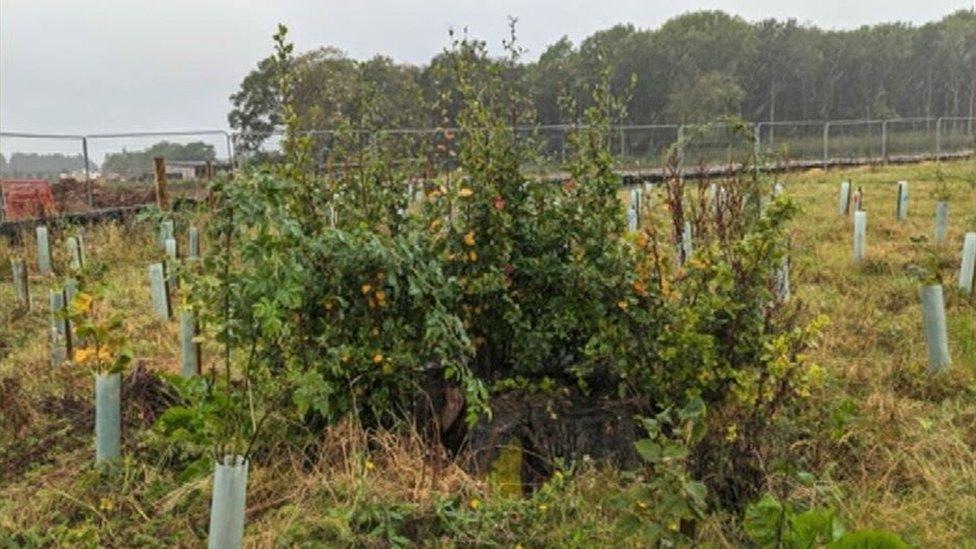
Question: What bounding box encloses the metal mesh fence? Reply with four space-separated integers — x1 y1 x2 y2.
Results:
826 120 884 164
885 118 938 160
3 117 975 222
756 121 825 166
681 123 755 169
937 118 975 157
85 131 232 210
616 125 680 171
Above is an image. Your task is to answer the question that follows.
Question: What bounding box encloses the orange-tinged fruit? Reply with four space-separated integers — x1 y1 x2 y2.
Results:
617 300 629 310
458 188 473 197
372 353 384 364
463 231 475 246
73 347 95 364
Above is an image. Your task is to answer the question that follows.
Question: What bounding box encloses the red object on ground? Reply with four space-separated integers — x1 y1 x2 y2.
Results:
1 179 56 220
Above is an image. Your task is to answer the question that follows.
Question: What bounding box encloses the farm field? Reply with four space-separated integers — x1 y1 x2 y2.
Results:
0 158 974 546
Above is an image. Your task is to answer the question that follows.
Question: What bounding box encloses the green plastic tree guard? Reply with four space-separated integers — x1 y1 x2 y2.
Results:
64 278 78 304
208 455 249 549
934 202 949 245
775 256 791 301
158 220 175 249
838 181 850 215
94 372 121 463
149 263 171 321
66 236 83 271
853 211 867 263
895 181 908 221
188 226 200 259
36 226 52 276
681 221 693 264
959 232 976 293
919 284 950 373
179 309 199 378
627 188 639 232
165 237 178 261
49 289 68 365
11 258 29 310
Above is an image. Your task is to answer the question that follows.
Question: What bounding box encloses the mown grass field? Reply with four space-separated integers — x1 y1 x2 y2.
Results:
1 160 974 546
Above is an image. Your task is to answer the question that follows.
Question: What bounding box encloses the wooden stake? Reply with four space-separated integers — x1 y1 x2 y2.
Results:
153 156 169 211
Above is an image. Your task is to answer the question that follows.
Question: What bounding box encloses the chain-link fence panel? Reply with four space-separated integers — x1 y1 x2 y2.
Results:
826 120 884 164
937 118 974 158
86 131 232 210
680 122 755 170
756 121 825 167
614 125 679 172
884 118 938 160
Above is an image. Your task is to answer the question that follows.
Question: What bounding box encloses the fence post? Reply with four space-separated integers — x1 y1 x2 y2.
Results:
676 125 685 174
753 122 763 173
936 117 943 161
224 131 235 171
82 137 93 208
153 156 169 211
881 120 888 163
822 121 830 169
619 127 626 162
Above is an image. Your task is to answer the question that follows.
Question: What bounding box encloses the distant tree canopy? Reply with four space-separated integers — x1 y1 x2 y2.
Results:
228 10 976 151
101 141 216 178
0 152 94 179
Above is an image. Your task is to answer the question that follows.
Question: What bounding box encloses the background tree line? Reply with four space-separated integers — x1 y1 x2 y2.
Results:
101 141 216 178
228 9 976 149
0 152 95 179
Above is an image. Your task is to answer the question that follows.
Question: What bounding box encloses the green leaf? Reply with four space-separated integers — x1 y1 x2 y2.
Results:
744 493 788 547
682 481 708 516
634 439 662 463
827 530 910 549
791 508 838 548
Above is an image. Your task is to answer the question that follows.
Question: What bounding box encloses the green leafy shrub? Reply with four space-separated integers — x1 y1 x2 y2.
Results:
744 493 909 548
156 29 824 521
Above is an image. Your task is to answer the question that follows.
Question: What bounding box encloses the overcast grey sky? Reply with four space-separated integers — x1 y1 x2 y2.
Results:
1 0 972 137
